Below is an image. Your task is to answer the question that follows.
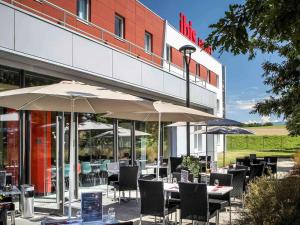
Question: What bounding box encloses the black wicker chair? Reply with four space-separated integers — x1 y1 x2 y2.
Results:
209 173 233 223
113 166 139 203
235 165 250 176
264 156 278 175
138 179 177 225
178 182 219 225
249 163 265 181
228 169 247 205
170 157 183 173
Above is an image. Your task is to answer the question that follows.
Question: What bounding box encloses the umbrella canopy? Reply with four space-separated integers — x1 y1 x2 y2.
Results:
0 80 151 113
105 101 218 122
105 100 219 178
92 128 150 138
0 80 152 218
78 121 113 131
167 118 243 127
194 126 254 135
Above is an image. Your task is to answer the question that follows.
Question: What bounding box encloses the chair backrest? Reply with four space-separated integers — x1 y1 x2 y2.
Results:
64 164 70 177
179 182 209 222
170 157 183 173
119 166 139 191
228 169 247 197
249 163 265 180
100 160 111 171
249 154 257 161
264 156 278 163
81 162 92 174
235 165 248 170
209 173 232 201
119 159 129 167
138 179 164 217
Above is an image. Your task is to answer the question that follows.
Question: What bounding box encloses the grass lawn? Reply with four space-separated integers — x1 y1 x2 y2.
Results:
218 133 300 167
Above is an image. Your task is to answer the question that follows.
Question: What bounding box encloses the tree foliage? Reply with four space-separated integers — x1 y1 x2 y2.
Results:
206 0 300 135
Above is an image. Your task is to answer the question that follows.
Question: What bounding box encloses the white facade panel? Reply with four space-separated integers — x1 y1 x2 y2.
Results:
163 72 185 98
0 4 14 50
112 51 142 85
14 11 73 66
141 63 164 91
73 35 113 77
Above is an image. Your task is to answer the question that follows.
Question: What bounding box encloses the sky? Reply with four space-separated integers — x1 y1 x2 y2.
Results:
139 0 284 124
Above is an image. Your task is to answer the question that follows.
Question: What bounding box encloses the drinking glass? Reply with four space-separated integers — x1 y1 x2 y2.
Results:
214 179 219 187
108 207 115 221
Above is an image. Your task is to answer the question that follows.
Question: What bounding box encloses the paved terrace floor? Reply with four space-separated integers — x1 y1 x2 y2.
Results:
8 158 294 225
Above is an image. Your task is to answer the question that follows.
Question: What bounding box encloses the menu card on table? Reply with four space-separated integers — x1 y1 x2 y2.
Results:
81 192 103 222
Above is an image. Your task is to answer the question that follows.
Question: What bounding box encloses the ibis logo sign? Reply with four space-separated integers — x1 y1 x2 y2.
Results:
179 12 212 55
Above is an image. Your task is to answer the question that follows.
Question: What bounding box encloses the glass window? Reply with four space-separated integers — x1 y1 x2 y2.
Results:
166 45 172 62
118 120 132 164
196 63 200 76
144 32 152 53
77 0 89 21
115 14 125 38
0 67 20 187
207 69 211 83
217 99 220 114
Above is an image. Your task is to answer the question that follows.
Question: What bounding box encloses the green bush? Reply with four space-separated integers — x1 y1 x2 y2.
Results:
232 176 300 225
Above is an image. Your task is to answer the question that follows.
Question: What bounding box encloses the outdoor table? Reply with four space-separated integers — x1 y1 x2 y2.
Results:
164 182 233 196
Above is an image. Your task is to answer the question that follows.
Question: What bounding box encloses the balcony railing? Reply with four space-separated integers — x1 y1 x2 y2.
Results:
4 0 208 87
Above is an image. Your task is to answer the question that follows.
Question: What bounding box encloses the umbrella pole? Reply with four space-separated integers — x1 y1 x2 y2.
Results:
156 113 161 179
223 134 226 167
68 99 75 219
205 126 208 170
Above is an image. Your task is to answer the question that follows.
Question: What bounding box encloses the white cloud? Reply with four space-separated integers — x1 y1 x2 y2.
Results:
235 100 256 110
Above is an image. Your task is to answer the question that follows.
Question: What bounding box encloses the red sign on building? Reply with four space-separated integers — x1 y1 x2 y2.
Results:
179 13 212 55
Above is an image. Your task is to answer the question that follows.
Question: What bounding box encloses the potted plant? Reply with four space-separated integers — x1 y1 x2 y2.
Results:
181 156 200 182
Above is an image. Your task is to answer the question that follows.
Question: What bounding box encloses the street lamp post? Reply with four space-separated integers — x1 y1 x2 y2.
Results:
179 45 196 156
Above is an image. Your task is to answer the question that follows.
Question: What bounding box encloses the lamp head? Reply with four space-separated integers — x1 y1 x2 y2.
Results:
179 45 196 55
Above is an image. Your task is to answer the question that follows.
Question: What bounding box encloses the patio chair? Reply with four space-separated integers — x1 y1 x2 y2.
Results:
106 162 119 196
178 182 219 225
113 166 139 203
138 179 177 225
235 165 249 176
0 196 15 225
209 173 233 224
170 157 183 174
249 163 265 181
80 162 95 186
228 169 247 205
264 156 278 175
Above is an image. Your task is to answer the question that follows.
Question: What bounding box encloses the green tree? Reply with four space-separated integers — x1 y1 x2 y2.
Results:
206 0 300 135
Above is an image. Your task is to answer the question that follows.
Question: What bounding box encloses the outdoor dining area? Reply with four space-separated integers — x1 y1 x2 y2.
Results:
0 80 293 225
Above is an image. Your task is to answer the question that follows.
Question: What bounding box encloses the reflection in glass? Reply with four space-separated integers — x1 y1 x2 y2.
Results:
0 68 20 186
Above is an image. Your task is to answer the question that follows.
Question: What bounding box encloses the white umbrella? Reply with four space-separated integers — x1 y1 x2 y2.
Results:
105 101 219 178
0 80 152 218
92 127 150 138
78 121 113 131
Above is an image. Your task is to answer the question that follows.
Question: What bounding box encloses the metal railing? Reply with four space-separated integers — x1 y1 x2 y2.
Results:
4 0 208 87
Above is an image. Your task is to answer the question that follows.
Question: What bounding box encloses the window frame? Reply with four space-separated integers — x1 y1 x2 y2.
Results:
207 69 211 83
115 14 125 39
77 0 90 22
144 31 153 53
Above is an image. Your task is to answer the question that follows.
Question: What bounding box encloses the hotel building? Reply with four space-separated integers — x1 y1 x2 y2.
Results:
0 0 225 213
